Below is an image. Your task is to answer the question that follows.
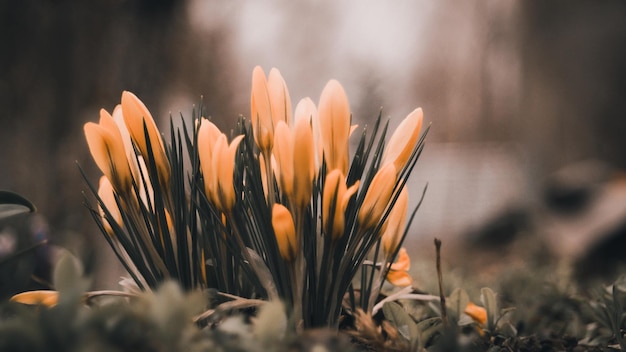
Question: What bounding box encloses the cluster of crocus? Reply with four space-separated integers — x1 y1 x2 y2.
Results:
77 66 428 328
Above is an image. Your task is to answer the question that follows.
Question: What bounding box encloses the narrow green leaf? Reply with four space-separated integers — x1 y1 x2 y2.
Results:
0 190 36 219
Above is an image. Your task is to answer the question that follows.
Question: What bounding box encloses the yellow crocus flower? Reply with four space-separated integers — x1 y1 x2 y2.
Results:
97 176 123 238
267 68 292 128
357 163 397 231
381 187 409 256
197 118 244 213
251 66 275 154
292 113 315 209
322 169 359 240
84 109 133 195
121 91 171 188
272 203 297 262
273 121 294 199
318 80 351 174
381 108 424 173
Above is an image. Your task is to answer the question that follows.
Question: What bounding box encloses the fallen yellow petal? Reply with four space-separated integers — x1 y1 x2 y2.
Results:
11 290 59 307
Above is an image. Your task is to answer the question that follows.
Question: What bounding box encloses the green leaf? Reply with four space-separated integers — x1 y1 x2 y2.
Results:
0 190 36 220
383 301 419 343
481 287 498 331
415 316 443 349
447 288 469 325
53 251 88 293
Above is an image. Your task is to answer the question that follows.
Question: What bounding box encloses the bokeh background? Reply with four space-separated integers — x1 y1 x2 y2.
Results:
2 0 626 294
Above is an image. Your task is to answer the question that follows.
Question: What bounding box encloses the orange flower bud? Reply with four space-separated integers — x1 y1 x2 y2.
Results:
84 109 133 195
273 121 294 199
381 187 409 256
357 163 397 231
11 290 59 307
272 203 297 262
251 66 274 154
267 68 292 127
322 169 359 240
381 108 423 173
197 118 243 212
295 98 322 174
318 80 351 174
292 115 315 208
97 176 122 237
121 91 170 188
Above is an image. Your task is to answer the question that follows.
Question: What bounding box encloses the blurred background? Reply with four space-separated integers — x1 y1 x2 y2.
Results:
2 0 626 295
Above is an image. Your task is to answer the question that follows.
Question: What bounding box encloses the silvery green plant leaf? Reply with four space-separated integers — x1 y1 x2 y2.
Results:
253 301 287 348
53 251 89 294
415 316 442 350
481 287 498 332
0 190 36 220
382 301 419 343
447 288 469 325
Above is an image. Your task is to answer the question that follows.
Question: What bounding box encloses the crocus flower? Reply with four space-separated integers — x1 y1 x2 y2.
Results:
272 203 297 262
121 91 171 189
251 66 276 154
294 98 322 174
11 290 59 307
318 80 351 174
381 187 408 256
385 247 412 287
98 176 123 238
322 169 359 240
292 111 315 209
357 163 397 231
197 118 244 212
273 108 316 209
273 121 294 199
84 109 133 195
267 68 292 128
381 108 423 173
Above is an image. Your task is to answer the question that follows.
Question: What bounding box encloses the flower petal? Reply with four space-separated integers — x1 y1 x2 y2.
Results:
389 247 411 271
251 66 274 153
272 203 297 262
84 121 132 195
386 269 412 287
357 163 396 231
382 187 409 255
292 117 315 208
273 121 294 199
268 68 292 127
98 176 122 237
11 290 59 307
464 302 487 326
318 80 351 174
121 91 170 187
381 108 423 172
